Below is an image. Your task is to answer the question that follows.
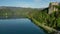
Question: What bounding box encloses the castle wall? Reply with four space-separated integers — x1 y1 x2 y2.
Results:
48 2 59 14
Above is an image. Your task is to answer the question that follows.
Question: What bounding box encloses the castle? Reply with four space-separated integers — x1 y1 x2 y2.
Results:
49 2 60 14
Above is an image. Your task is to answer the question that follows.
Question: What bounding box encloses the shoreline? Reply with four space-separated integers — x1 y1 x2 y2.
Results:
27 15 58 34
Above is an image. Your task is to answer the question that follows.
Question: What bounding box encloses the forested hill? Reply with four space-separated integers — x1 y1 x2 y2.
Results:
28 5 60 34
0 6 41 19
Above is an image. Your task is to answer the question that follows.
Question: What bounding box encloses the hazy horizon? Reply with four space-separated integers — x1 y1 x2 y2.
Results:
0 0 60 8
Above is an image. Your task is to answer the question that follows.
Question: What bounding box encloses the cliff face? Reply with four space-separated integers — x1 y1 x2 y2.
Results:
48 2 59 14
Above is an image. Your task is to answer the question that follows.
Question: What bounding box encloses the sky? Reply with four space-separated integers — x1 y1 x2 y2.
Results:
0 0 60 8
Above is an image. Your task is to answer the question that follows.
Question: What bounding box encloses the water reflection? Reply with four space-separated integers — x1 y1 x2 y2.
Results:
0 18 46 34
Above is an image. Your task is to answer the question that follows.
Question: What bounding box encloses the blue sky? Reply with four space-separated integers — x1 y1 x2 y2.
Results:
0 0 60 8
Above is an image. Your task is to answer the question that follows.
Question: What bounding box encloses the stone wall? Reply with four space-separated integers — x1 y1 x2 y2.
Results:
48 2 59 14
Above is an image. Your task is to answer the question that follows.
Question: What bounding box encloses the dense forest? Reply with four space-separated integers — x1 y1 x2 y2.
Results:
28 5 60 33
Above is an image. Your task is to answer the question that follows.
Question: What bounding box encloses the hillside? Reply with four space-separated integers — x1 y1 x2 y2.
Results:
0 6 41 19
28 5 60 34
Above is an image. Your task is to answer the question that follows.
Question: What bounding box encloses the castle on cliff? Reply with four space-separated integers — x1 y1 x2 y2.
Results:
48 2 60 14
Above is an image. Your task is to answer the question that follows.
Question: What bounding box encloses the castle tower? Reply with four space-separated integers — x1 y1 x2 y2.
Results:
49 2 59 14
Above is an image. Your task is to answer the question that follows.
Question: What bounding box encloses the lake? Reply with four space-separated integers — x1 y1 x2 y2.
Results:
0 18 46 34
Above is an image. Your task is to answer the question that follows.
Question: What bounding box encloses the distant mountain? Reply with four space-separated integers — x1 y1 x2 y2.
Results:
0 6 42 18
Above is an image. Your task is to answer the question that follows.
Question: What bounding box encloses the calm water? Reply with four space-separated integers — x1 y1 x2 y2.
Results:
0 18 46 34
